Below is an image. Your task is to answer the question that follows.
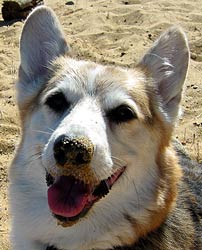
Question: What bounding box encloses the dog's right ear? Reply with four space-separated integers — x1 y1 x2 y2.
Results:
19 6 69 82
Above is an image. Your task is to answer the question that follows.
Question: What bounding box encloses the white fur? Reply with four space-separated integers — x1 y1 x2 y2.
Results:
9 6 189 250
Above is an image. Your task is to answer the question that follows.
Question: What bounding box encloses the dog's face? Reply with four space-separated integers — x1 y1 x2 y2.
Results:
10 6 189 249
27 59 157 227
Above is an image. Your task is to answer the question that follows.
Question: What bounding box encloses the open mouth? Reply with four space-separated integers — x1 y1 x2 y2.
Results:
46 167 125 224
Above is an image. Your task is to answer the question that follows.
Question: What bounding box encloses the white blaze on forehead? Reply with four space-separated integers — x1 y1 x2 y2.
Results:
85 65 105 93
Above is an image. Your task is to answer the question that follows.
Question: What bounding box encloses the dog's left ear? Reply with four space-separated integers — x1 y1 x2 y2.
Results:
138 27 189 123
19 6 69 81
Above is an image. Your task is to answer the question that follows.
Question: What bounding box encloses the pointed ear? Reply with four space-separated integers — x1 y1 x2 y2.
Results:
19 6 69 81
138 27 189 123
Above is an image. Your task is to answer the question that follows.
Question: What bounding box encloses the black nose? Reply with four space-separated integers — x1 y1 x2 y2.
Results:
53 135 94 167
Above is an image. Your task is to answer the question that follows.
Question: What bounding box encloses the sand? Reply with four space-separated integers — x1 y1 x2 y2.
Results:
0 0 201 248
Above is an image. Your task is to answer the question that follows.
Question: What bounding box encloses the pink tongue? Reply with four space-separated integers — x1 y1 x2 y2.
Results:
47 176 90 218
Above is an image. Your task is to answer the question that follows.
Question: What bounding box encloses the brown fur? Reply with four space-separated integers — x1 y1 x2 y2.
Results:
114 140 202 250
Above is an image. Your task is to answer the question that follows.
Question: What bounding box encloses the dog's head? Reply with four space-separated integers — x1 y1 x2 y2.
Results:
14 5 189 241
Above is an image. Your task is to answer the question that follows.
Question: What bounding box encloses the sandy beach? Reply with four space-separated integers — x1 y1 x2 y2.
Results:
0 0 201 248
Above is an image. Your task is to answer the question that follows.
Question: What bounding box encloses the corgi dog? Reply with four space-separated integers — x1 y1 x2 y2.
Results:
9 6 202 250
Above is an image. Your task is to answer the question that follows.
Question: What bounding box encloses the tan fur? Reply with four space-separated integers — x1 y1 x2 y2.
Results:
120 91 182 243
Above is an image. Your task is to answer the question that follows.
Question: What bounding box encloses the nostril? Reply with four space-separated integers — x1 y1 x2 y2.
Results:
53 135 68 166
54 149 67 166
75 152 87 165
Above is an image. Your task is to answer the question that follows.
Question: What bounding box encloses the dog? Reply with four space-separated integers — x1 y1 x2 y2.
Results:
9 6 202 250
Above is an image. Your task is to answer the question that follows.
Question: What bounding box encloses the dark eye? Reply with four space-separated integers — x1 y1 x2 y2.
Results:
45 92 69 113
107 105 137 124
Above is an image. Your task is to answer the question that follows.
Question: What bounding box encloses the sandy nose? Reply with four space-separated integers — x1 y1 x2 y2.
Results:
53 135 94 167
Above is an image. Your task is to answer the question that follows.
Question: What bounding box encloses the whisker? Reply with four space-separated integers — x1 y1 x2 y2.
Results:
47 127 54 132
133 180 140 208
32 129 52 135
111 155 127 166
120 172 140 208
21 152 42 167
112 161 124 168
111 156 127 172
